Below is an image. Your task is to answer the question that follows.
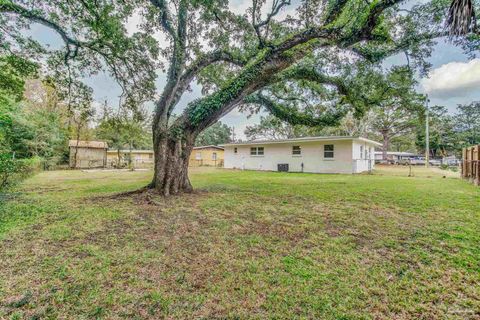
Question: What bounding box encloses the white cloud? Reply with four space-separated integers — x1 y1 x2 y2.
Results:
421 59 480 98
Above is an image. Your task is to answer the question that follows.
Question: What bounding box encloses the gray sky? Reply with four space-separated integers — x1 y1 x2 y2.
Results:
28 0 480 139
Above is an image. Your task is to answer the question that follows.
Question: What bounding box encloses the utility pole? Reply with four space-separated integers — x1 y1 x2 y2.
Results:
425 100 430 168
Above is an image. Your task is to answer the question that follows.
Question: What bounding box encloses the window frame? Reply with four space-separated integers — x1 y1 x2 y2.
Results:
250 146 264 156
195 152 202 160
323 144 335 159
292 145 302 156
360 145 364 159
234 147 238 154
212 152 217 160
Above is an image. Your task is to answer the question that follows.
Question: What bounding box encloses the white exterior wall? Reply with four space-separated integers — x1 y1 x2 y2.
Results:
351 140 375 172
224 140 358 174
224 139 378 174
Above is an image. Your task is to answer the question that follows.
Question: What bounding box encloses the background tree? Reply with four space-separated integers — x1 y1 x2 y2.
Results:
415 106 458 157
96 105 152 166
244 114 328 140
454 101 480 147
22 80 70 166
369 67 426 160
195 122 232 146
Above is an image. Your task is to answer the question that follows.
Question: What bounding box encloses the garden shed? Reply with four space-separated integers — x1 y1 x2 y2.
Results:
69 140 108 169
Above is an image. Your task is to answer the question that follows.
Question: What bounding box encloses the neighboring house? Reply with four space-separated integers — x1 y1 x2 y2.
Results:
189 146 224 167
106 150 154 168
374 151 418 163
69 140 108 169
223 136 381 174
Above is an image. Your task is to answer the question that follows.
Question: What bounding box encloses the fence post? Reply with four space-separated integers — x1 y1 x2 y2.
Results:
462 145 480 186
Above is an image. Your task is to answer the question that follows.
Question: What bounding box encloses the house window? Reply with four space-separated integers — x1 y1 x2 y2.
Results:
292 146 301 155
250 147 264 156
195 152 202 160
360 146 364 159
234 147 238 154
212 152 217 160
369 147 372 159
324 144 334 158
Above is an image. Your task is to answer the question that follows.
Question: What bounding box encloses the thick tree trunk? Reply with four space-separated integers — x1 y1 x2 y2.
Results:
150 132 195 196
381 132 390 161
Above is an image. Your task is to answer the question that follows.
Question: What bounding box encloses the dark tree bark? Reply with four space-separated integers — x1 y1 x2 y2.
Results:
150 127 197 195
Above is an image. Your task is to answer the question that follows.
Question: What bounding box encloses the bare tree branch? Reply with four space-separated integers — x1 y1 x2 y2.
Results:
252 0 291 46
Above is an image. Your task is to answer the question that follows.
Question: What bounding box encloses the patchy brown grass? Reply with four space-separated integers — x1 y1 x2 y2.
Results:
0 167 479 319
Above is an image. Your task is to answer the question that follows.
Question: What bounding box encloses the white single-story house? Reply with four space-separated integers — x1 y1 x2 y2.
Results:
223 136 382 174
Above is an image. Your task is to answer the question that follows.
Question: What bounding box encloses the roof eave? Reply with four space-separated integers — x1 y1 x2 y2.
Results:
223 136 382 147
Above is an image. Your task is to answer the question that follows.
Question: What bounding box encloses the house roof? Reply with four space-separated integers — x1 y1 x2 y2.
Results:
221 136 382 147
69 140 108 149
107 149 154 154
193 145 225 150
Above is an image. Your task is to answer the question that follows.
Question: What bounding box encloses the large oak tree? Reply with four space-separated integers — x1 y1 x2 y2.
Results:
1 0 469 195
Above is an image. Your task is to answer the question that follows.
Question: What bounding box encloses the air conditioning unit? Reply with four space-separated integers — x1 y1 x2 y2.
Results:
277 163 289 172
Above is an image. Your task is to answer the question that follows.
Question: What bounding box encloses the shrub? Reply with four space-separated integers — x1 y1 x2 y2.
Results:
440 164 449 170
0 153 19 191
0 154 41 191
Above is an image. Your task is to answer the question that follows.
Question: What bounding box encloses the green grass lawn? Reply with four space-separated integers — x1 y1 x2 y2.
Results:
0 166 479 319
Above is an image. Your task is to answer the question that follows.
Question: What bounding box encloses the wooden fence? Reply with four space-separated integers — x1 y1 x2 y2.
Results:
461 145 480 186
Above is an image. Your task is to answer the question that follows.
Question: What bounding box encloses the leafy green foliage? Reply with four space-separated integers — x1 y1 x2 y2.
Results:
454 101 480 146
96 105 152 151
195 121 232 146
0 154 40 191
416 103 480 157
244 114 327 140
0 153 18 190
187 50 270 127
0 55 38 103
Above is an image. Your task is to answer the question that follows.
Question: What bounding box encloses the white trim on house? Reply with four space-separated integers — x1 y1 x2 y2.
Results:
223 136 380 174
222 136 382 147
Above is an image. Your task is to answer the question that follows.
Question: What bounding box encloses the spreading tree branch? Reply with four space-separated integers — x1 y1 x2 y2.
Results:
244 93 347 127
180 50 247 85
0 1 84 61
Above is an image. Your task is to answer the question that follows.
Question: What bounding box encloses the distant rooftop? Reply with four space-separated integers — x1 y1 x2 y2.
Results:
107 149 154 153
193 145 224 150
69 140 108 149
222 136 382 147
